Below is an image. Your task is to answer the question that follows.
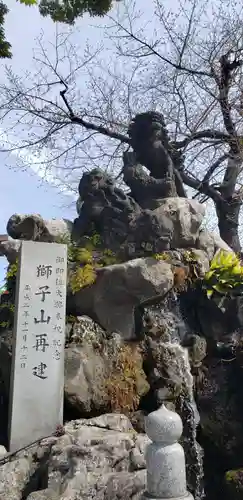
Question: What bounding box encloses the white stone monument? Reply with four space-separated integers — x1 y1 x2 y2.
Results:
143 404 194 500
8 241 67 452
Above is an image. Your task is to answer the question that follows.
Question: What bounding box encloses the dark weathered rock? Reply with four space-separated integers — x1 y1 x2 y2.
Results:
198 361 243 460
176 395 204 500
73 168 205 257
196 357 243 500
64 332 112 416
73 168 143 255
73 167 141 238
180 284 243 349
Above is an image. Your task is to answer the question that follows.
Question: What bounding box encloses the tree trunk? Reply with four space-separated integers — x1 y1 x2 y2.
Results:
215 197 241 253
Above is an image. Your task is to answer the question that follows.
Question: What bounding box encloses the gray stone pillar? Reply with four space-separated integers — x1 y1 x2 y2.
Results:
143 404 194 500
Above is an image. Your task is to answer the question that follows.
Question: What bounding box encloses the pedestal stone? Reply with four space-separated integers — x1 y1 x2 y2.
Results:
143 404 194 500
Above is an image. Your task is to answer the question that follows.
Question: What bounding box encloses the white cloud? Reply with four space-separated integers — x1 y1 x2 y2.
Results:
0 127 75 198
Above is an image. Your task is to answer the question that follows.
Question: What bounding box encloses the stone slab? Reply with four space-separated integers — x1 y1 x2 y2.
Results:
8 241 67 452
142 492 194 500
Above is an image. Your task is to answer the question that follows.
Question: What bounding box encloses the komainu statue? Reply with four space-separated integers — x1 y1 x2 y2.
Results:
126 111 186 199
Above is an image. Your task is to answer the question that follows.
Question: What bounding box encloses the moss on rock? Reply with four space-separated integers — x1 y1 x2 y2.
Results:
105 342 149 414
225 469 243 500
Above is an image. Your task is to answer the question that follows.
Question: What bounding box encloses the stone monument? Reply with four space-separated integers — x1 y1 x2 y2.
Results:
8 241 67 452
143 404 194 500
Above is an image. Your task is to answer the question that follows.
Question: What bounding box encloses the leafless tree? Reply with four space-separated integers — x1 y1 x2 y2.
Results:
1 0 243 251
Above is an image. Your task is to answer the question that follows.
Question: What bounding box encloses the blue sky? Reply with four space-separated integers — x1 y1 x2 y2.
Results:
0 0 142 285
0 0 79 285
0 0 140 284
0 156 76 286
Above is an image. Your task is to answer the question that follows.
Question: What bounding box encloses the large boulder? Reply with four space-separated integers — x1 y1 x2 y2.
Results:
67 249 213 340
151 198 205 249
0 414 148 500
67 257 175 339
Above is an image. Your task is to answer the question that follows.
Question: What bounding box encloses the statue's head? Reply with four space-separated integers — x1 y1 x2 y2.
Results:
7 214 22 238
128 111 170 150
7 213 42 239
78 168 114 200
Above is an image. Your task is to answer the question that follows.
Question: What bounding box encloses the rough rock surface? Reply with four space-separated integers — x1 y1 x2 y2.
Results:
64 320 149 416
7 214 72 243
0 414 148 500
196 357 243 500
152 198 205 248
0 238 21 264
73 168 205 258
67 249 212 341
67 257 175 339
140 293 204 499
196 229 234 259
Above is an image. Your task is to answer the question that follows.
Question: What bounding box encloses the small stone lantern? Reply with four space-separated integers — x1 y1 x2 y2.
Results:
143 404 194 500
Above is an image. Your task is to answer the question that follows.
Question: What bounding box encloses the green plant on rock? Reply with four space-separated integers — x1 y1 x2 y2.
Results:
67 234 119 294
66 314 78 324
100 248 118 266
6 259 18 280
181 250 201 281
69 264 97 293
0 301 15 329
153 252 171 261
225 469 243 499
203 250 243 299
105 343 149 414
55 232 71 246
3 259 18 305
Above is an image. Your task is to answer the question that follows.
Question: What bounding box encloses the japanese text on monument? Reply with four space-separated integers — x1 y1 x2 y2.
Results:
8 241 67 452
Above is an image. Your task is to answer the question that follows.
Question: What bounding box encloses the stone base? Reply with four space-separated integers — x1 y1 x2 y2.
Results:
142 492 194 500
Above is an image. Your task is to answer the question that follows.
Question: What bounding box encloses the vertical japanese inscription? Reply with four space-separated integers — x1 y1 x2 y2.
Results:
9 241 67 452
53 255 65 361
32 268 53 380
20 284 31 369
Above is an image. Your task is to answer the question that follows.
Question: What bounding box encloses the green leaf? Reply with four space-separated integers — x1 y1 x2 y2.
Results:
39 0 113 24
17 0 37 4
203 249 243 303
212 283 228 294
